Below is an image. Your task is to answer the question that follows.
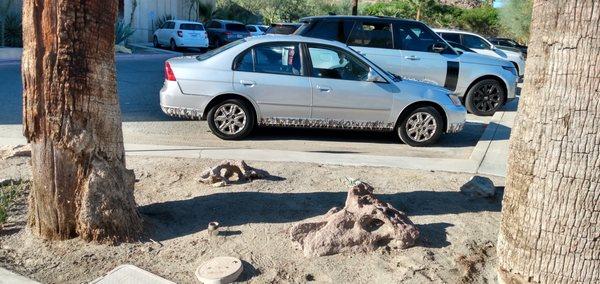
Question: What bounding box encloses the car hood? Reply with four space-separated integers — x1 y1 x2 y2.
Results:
457 51 512 67
397 77 450 93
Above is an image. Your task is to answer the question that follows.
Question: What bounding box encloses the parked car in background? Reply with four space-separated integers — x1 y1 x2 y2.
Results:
246 25 268 36
160 36 466 146
435 29 525 77
205 19 251 47
488 37 528 58
153 20 209 51
295 16 518 116
266 23 301 35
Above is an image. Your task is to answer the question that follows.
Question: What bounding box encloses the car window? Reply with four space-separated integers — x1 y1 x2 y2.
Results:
258 26 268 32
168 22 176 29
234 50 254 72
226 23 247 31
462 34 491 49
207 21 221 29
440 33 461 44
500 39 516 47
246 26 256 32
347 22 393 49
249 43 302 75
180 24 204 31
394 23 443 52
300 20 354 43
266 24 300 35
307 45 370 81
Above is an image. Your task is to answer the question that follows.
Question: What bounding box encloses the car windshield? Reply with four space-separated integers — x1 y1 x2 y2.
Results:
196 39 245 61
258 26 268 32
226 23 247 31
180 24 204 31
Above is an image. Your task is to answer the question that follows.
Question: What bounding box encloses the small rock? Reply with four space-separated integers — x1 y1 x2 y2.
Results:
305 274 315 281
423 250 435 261
460 176 495 198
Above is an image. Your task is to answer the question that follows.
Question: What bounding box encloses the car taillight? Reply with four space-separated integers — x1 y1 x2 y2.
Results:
177 30 183 37
165 62 176 81
224 31 231 36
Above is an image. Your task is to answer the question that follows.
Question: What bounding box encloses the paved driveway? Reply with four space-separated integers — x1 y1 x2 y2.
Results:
0 53 515 165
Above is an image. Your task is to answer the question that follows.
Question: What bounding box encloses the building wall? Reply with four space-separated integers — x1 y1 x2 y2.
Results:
123 0 215 43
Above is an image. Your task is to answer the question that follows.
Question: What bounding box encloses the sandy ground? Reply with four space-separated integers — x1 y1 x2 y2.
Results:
0 155 504 283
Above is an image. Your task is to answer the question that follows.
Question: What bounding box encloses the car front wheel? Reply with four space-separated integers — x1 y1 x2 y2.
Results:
170 39 177 51
465 79 506 116
207 99 255 140
397 107 444 147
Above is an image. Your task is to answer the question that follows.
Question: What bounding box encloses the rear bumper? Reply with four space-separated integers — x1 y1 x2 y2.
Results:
175 37 209 48
160 80 210 119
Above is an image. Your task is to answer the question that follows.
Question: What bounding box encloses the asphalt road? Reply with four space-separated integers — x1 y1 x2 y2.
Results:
0 53 506 159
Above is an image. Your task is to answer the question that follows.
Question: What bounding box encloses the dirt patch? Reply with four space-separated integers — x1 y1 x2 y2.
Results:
0 156 504 283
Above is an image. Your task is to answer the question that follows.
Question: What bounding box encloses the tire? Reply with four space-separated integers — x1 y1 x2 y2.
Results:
153 36 159 48
397 106 444 147
207 99 255 140
170 39 177 51
214 38 222 48
465 79 506 116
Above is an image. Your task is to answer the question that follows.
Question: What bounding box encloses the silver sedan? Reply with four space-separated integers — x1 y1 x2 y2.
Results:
160 35 466 146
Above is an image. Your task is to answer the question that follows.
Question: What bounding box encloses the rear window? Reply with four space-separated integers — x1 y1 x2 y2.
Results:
258 26 268 32
180 23 204 31
266 24 299 35
226 23 247 31
196 39 246 61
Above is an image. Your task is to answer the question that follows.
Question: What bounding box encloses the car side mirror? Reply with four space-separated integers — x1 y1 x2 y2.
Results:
366 68 385 83
432 42 446 53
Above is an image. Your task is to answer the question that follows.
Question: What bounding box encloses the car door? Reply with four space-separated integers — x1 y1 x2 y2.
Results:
345 20 401 74
305 44 394 124
232 42 312 119
393 22 455 87
156 22 167 44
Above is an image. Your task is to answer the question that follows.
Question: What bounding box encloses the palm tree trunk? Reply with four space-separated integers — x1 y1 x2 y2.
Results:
497 1 600 283
21 0 141 243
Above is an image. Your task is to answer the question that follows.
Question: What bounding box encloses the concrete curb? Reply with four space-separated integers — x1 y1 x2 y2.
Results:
0 267 39 284
127 43 183 56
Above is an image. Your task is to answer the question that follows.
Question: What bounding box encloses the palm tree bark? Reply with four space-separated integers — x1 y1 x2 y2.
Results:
351 0 358 15
497 1 599 283
21 0 141 243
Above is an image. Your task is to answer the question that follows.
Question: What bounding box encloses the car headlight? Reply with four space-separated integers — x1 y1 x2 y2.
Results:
448 94 462 106
502 65 517 76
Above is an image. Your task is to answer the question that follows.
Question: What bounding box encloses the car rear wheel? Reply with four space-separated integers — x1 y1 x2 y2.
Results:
465 79 506 116
170 39 177 51
397 107 443 147
153 36 160 48
207 99 255 140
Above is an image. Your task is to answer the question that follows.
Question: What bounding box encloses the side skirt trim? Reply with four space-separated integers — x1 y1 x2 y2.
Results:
258 117 394 131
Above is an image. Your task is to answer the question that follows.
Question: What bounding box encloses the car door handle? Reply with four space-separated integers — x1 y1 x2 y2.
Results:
316 85 332 93
404 55 421 60
240 80 255 87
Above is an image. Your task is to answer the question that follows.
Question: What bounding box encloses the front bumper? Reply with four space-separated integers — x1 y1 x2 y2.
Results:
445 104 467 133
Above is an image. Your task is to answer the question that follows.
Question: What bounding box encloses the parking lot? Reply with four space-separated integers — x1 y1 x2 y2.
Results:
0 52 517 174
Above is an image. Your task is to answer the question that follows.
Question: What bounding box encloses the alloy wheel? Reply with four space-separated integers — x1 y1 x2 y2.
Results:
472 83 502 113
213 103 247 135
404 112 437 142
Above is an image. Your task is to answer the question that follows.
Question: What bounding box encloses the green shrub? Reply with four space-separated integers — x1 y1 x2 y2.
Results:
115 19 136 45
0 181 23 225
1 12 22 47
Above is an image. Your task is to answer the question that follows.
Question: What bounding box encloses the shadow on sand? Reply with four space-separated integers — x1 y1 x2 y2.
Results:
140 187 504 249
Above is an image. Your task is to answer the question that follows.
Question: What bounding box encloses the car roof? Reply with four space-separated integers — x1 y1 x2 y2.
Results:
299 15 421 24
243 34 348 48
212 19 244 24
432 28 482 37
170 20 204 25
270 23 301 26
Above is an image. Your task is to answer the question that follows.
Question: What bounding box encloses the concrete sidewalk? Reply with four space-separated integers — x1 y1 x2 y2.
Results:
0 108 513 177
0 267 39 284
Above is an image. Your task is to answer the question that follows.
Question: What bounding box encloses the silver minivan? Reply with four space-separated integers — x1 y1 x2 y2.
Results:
160 36 466 146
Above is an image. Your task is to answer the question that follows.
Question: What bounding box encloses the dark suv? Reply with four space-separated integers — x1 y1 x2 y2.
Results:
488 37 528 58
205 19 251 48
294 16 519 116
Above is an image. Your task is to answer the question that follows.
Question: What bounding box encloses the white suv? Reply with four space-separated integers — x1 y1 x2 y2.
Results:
434 29 525 77
296 16 519 116
153 20 209 51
